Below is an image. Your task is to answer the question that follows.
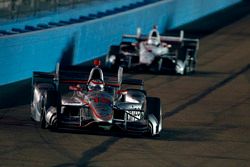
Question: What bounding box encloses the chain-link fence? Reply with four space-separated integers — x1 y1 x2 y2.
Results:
0 0 93 20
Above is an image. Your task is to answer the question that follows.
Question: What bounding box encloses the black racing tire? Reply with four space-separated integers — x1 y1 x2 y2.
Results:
40 91 48 129
175 59 187 75
183 65 187 75
146 97 162 136
105 45 120 70
40 102 47 129
189 56 197 74
146 97 161 122
184 40 198 74
150 57 162 73
40 90 58 129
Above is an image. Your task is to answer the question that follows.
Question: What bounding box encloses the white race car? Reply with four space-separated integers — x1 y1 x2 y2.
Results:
106 26 199 75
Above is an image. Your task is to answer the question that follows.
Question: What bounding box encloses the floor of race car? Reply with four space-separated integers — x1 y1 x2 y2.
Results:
0 6 250 167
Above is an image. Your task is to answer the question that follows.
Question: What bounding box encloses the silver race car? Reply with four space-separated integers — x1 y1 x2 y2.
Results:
31 60 162 136
106 26 199 75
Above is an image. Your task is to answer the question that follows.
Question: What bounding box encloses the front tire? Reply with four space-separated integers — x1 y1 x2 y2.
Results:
40 90 58 129
40 103 48 129
146 97 162 136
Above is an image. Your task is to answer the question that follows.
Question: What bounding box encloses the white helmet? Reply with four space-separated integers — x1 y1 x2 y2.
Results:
88 79 104 91
148 38 160 46
87 60 105 91
148 26 161 46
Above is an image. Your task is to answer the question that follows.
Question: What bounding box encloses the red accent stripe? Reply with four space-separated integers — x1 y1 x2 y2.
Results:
116 89 127 94
90 80 103 84
80 99 89 106
79 99 102 119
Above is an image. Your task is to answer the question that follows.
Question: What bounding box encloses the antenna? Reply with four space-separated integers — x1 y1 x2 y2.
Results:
55 63 60 80
118 66 123 86
54 63 60 90
180 30 184 41
137 27 141 38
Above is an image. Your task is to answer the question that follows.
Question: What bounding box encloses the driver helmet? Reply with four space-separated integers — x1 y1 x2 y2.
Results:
88 79 104 91
148 26 161 46
147 37 160 46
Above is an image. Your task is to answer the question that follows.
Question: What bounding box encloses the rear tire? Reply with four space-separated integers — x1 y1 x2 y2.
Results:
176 60 186 75
188 56 196 74
105 45 120 70
40 106 47 129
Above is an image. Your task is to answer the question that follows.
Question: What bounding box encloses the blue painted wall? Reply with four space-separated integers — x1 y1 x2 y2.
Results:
0 0 241 85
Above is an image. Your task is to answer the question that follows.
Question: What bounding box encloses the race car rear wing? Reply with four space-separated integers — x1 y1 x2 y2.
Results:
32 63 60 88
33 72 144 90
32 71 56 85
33 71 55 79
32 64 144 90
122 30 199 48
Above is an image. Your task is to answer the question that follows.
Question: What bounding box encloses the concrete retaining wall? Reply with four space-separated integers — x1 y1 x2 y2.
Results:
0 0 241 85
0 0 144 31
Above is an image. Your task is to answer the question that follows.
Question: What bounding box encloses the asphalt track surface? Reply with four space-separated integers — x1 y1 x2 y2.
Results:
1 14 250 167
